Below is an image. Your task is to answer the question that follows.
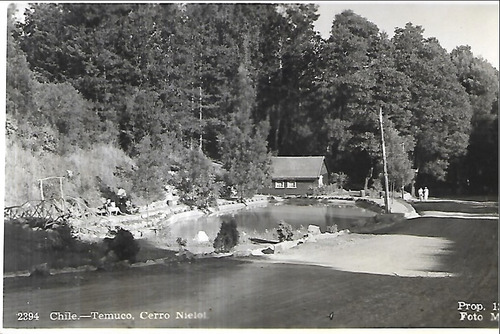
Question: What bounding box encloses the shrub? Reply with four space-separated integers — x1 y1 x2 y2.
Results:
174 149 221 210
5 141 135 208
176 237 187 249
276 220 294 242
103 228 140 263
326 224 338 234
213 219 239 253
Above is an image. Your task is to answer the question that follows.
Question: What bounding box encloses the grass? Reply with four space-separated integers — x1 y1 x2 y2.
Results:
3 219 176 273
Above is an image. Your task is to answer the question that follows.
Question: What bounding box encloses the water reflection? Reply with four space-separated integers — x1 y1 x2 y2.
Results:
162 202 376 245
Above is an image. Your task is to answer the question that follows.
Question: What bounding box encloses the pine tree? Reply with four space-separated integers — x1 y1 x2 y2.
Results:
218 64 271 199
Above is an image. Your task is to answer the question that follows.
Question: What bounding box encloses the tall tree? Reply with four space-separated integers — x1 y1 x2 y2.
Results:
218 64 271 199
174 149 220 209
383 120 415 193
131 133 185 202
32 81 99 153
451 46 499 193
6 4 36 126
392 24 472 183
253 4 321 155
321 10 397 187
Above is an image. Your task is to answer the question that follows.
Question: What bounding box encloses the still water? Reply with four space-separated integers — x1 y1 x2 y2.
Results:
164 200 377 243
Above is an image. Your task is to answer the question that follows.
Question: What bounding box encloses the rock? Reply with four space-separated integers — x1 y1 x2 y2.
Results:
177 249 195 261
306 234 317 243
30 263 51 277
307 224 321 235
262 247 274 254
274 240 297 253
193 231 210 243
251 247 274 256
337 229 350 235
233 249 252 257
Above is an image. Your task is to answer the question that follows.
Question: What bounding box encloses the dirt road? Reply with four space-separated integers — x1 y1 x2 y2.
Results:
3 200 498 329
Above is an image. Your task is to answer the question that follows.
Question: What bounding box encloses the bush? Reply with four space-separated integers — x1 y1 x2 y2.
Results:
174 149 221 210
176 237 187 249
326 224 338 234
5 141 134 208
103 228 140 263
276 220 294 242
213 219 239 253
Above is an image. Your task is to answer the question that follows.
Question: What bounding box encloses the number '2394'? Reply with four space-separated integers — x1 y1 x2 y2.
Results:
17 312 40 321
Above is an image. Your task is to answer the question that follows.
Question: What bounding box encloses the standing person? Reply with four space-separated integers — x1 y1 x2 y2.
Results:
418 187 424 201
424 187 429 201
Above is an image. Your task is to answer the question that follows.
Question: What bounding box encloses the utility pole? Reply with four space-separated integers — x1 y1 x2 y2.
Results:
199 86 203 152
379 107 391 213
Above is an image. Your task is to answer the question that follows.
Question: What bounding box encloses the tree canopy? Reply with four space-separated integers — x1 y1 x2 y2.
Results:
6 3 498 203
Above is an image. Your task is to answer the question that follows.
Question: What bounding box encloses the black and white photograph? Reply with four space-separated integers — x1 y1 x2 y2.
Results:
1 1 498 332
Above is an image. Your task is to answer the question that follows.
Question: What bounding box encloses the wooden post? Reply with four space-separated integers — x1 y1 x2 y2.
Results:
379 107 391 213
39 179 44 201
199 86 203 152
59 177 65 212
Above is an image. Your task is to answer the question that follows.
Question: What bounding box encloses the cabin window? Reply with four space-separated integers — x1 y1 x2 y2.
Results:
286 181 297 189
275 181 285 189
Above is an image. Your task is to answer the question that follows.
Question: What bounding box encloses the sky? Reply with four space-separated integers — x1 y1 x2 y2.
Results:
314 1 499 69
5 1 500 69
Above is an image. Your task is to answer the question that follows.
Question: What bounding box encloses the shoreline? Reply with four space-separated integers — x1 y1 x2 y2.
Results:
69 194 418 243
4 195 419 278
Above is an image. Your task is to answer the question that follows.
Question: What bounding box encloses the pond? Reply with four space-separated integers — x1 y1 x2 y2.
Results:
161 200 377 246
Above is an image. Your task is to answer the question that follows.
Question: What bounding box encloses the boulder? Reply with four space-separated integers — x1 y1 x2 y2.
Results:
261 247 275 254
274 240 298 253
193 231 210 243
177 249 195 261
307 224 321 235
30 263 51 277
306 234 318 243
251 246 274 256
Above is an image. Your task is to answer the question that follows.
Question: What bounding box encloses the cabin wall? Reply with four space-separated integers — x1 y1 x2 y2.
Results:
261 179 317 196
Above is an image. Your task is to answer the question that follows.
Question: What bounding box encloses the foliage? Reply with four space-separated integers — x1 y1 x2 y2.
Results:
130 133 185 203
331 172 349 190
383 121 415 189
309 184 342 196
392 24 472 180
218 64 272 199
6 3 497 203
276 220 294 242
326 224 338 234
174 149 221 209
176 237 187 249
213 218 240 253
104 228 140 263
450 46 499 193
5 140 135 207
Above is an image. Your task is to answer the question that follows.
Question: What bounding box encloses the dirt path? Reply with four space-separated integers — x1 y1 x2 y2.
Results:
262 232 455 277
259 201 498 277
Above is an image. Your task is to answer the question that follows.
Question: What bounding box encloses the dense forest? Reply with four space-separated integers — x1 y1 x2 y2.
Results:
5 3 498 208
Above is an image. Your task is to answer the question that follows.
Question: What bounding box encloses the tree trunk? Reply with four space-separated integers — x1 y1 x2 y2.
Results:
364 166 373 192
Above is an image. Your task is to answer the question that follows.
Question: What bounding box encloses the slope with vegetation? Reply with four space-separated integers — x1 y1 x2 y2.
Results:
6 3 498 211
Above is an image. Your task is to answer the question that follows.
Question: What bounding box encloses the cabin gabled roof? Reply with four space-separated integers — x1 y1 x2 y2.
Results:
270 156 326 180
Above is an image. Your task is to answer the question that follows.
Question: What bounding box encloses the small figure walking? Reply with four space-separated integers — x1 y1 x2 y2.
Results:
418 187 424 201
423 187 429 201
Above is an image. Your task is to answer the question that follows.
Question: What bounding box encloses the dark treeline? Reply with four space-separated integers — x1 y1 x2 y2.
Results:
6 3 498 205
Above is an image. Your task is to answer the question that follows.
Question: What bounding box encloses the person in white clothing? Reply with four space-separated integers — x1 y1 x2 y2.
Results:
423 187 429 201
